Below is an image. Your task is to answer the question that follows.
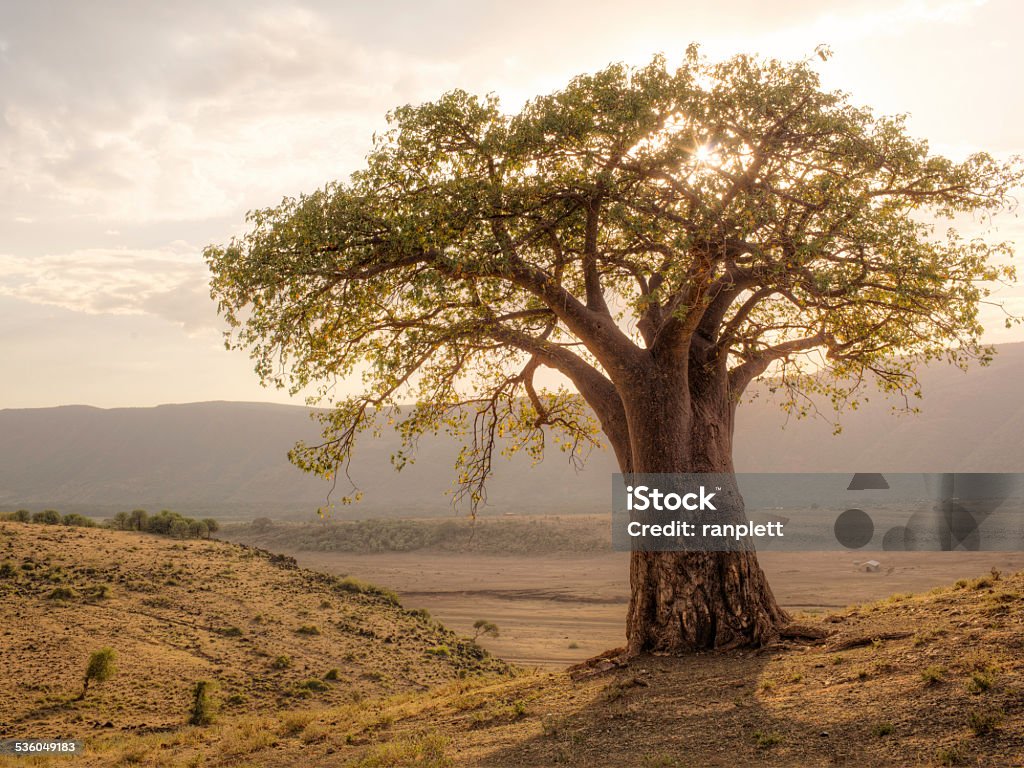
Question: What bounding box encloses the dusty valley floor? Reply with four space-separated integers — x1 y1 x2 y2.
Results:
292 549 1024 668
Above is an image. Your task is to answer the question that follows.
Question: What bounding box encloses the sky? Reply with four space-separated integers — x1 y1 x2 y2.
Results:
1 0 1022 408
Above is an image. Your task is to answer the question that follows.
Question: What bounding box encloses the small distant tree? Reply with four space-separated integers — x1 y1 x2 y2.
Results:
189 680 218 726
129 509 149 531
201 518 220 538
13 509 31 523
80 647 116 700
32 509 62 525
147 510 178 535
472 620 500 641
188 520 209 539
169 519 191 540
62 513 96 528
111 511 132 530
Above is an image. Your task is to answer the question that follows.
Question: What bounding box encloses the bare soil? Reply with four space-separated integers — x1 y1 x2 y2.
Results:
293 549 1024 668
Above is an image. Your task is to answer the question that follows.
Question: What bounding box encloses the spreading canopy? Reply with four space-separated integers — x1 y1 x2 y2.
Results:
206 49 1021 507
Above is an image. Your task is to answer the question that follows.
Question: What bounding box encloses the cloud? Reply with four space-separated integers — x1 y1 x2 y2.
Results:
0 245 219 333
0 0 1020 408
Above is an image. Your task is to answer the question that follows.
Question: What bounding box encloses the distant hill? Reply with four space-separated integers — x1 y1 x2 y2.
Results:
2 343 1024 518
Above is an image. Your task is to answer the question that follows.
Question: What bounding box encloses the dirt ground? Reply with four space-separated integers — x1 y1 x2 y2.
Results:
4 522 1024 767
292 549 1024 668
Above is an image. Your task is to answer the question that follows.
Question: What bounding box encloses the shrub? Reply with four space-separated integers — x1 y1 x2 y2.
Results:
967 708 1002 736
324 668 340 681
47 587 78 600
201 518 219 536
13 509 31 523
873 723 894 737
299 678 329 692
0 562 16 579
753 730 782 749
296 625 321 636
81 647 116 699
271 655 292 670
967 671 994 694
62 513 96 528
921 666 946 686
334 576 400 605
32 509 62 525
88 584 111 600
189 680 218 726
935 745 965 766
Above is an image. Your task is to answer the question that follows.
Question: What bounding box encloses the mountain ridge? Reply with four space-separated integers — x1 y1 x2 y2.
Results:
3 343 1024 518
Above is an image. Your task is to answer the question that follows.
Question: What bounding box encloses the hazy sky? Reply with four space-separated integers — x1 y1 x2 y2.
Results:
2 0 1022 408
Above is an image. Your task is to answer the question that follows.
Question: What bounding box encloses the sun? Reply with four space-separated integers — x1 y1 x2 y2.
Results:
693 143 719 166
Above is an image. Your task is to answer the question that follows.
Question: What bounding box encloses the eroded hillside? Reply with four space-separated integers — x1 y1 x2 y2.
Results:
0 522 509 751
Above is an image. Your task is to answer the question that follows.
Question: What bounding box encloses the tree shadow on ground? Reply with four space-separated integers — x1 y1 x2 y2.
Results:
470 640 996 768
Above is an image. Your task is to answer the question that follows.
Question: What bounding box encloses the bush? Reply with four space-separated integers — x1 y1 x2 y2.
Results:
271 655 292 670
334 576 400 605
61 513 96 528
32 509 62 525
47 587 78 600
873 723 894 737
968 708 1002 736
967 671 994 694
296 625 321 636
324 668 340 681
13 509 31 523
921 666 946 686
189 680 218 726
81 647 116 699
87 584 111 600
753 730 782 749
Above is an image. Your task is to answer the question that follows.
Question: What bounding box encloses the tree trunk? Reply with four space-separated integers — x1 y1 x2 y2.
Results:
622 365 788 655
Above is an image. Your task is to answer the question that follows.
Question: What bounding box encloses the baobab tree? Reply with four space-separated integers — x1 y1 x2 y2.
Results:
206 49 1020 654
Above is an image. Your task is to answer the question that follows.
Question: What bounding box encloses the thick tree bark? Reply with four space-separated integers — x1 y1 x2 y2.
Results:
622 358 788 655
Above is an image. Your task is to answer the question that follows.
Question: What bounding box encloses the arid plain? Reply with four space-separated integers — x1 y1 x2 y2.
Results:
227 515 1024 668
